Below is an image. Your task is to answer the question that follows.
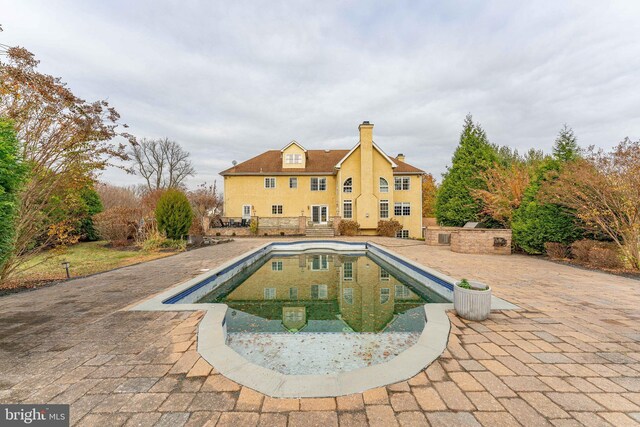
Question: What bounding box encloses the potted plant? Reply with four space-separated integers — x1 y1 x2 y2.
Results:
454 278 491 321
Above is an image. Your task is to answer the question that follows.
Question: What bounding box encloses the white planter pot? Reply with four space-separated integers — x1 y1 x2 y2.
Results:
454 281 492 321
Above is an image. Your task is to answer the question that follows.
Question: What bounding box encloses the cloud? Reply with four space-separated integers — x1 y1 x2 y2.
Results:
2 0 639 186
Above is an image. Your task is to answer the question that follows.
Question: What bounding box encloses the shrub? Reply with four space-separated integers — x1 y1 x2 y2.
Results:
512 159 582 254
94 207 142 245
544 242 569 260
571 239 596 263
377 219 402 237
588 245 623 269
338 220 360 236
155 189 193 240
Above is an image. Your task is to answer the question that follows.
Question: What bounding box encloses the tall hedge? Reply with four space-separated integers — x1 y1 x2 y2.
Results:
436 115 497 226
0 119 28 273
155 189 194 240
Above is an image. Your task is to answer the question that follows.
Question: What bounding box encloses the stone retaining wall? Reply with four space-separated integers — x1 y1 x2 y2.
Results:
207 216 306 237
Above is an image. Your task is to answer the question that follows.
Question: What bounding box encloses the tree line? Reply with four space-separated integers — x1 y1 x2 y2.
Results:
431 115 640 271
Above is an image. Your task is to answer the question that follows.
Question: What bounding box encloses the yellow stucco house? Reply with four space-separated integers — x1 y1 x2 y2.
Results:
220 122 424 238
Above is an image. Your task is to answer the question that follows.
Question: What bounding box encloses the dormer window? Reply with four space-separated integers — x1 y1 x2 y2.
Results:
343 178 353 193
285 153 303 164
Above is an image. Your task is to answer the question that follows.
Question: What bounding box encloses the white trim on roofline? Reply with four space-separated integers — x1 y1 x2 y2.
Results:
280 140 307 152
335 141 398 169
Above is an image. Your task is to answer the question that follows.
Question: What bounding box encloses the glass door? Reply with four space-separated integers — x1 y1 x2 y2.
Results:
311 205 328 224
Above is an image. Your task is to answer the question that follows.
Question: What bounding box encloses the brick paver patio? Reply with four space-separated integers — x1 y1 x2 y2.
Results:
1 238 639 426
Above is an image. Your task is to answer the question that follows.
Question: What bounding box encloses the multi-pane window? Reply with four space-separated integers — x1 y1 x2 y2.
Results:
310 177 327 191
395 285 411 298
272 205 283 215
380 288 390 304
285 153 302 164
289 177 297 189
271 261 283 271
394 202 411 216
394 176 410 190
379 177 389 193
380 269 390 281
289 287 298 300
284 309 303 323
396 229 409 239
311 284 328 300
311 255 329 270
343 288 354 304
343 200 353 219
379 200 389 219
343 177 353 193
264 177 276 188
264 288 276 300
343 261 353 280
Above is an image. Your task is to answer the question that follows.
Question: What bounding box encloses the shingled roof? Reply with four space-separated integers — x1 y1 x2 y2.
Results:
220 149 424 175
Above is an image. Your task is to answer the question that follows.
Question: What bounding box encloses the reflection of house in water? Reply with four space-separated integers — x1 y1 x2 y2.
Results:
222 254 425 332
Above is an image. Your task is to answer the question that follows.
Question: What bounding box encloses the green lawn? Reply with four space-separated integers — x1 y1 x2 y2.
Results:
9 241 178 286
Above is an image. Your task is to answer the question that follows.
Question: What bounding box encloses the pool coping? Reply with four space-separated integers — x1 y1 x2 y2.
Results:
128 240 518 397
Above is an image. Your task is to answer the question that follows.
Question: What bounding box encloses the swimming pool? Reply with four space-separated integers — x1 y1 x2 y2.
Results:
131 241 516 396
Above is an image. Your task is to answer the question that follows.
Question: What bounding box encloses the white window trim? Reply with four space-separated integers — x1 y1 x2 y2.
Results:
394 202 411 216
265 177 276 189
379 200 389 219
343 200 353 219
394 176 410 191
379 177 389 193
311 177 327 191
264 288 276 299
285 153 303 164
380 288 390 304
289 177 297 189
271 204 283 215
343 261 353 280
271 261 283 271
343 177 353 193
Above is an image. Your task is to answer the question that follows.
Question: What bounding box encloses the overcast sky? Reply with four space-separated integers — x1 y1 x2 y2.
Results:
2 1 640 187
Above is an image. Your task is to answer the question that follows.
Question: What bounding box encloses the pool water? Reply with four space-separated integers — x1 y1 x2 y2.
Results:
196 251 447 334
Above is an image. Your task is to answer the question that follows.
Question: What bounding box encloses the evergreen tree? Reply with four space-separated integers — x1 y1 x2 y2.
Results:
435 115 498 226
553 124 580 162
155 189 194 240
512 125 583 254
78 187 104 241
0 119 28 274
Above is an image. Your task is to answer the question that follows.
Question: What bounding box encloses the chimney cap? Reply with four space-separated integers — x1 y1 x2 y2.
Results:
362 120 370 125
397 153 404 157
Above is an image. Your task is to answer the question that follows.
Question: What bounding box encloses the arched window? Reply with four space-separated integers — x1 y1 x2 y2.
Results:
379 177 389 193
343 177 353 193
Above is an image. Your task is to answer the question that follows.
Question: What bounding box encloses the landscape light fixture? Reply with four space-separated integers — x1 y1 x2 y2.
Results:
61 261 71 279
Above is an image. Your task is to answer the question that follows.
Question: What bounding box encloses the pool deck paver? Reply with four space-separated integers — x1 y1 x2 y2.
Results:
1 237 639 426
